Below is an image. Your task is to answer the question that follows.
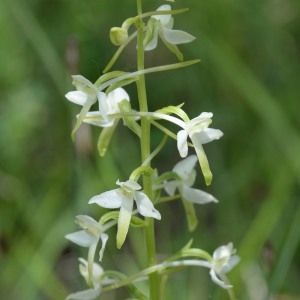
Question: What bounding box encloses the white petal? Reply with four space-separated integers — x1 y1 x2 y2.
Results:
177 129 189 157
144 33 159 51
106 88 130 114
163 180 178 196
97 91 110 120
117 179 141 191
99 233 109 261
65 91 88 106
153 5 171 25
222 255 240 274
182 185 218 204
83 111 114 127
197 128 224 144
173 155 197 185
209 269 232 289
65 230 94 247
88 189 122 208
75 215 101 231
79 258 103 283
135 192 161 220
71 75 97 95
161 28 195 45
65 285 101 300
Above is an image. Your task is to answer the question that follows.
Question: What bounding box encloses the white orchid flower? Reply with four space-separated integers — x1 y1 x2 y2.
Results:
89 179 161 248
65 215 109 285
144 4 195 56
83 87 130 128
65 75 103 139
177 112 223 185
65 258 114 300
164 155 218 205
209 242 240 289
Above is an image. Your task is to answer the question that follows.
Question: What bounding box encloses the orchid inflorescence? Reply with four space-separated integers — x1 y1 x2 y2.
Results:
65 3 239 300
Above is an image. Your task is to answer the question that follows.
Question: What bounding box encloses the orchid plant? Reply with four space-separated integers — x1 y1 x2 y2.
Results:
65 2 239 299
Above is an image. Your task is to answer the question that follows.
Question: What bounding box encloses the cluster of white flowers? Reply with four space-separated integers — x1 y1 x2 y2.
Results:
65 4 239 300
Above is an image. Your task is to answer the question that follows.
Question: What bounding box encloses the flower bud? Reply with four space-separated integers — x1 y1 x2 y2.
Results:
110 27 128 46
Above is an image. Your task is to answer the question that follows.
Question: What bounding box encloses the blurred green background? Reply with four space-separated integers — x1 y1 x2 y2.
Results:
1 0 300 299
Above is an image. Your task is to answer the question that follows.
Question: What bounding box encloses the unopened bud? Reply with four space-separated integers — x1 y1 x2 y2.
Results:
110 27 128 46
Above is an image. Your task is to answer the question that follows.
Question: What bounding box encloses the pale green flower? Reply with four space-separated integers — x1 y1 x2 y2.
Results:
144 4 195 58
209 242 240 289
177 112 223 185
164 155 218 205
89 179 161 248
65 215 109 286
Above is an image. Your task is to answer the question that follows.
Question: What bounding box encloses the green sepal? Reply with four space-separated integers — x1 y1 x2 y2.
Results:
161 37 184 61
71 100 94 141
155 104 189 122
99 211 119 226
95 71 128 87
143 18 158 47
97 120 119 157
130 215 146 227
181 199 198 232
154 171 180 185
106 77 138 94
118 100 141 138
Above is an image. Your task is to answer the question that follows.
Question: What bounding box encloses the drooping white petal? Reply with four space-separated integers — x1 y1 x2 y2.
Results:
65 230 94 247
177 129 189 157
88 189 122 208
197 128 224 144
116 196 134 248
99 233 108 261
209 269 232 289
190 133 212 185
161 27 196 45
173 155 197 185
65 285 101 300
135 191 161 220
65 91 88 106
182 185 218 204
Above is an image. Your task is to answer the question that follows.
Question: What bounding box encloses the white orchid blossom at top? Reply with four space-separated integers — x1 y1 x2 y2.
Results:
177 112 223 185
164 155 218 205
209 242 240 289
89 180 161 248
83 87 130 128
144 4 195 58
65 258 114 300
65 215 110 286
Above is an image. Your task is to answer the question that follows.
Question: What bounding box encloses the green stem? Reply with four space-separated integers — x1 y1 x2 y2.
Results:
136 1 159 299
